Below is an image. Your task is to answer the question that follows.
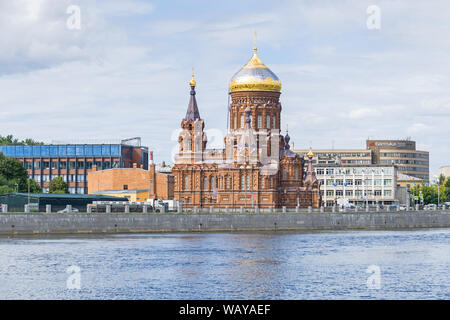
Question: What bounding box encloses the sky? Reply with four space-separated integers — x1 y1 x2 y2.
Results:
0 0 449 177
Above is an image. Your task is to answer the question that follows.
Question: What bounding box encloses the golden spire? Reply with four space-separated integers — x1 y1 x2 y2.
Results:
189 67 196 87
307 142 314 159
254 29 257 54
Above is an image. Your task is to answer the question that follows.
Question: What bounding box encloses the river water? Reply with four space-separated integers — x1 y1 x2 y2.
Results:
0 228 449 299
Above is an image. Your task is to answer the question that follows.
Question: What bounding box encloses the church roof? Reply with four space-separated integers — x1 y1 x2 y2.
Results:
229 47 281 93
184 75 200 121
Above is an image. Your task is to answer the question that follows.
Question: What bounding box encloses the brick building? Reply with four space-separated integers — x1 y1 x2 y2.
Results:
87 162 174 201
172 45 321 208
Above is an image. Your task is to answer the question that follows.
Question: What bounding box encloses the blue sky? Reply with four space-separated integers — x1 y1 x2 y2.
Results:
0 0 449 178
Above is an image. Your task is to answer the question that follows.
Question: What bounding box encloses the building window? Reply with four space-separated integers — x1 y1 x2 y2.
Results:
203 176 208 190
270 177 273 189
225 176 230 189
374 190 382 196
316 168 324 175
266 115 270 129
42 161 50 170
69 161 76 170
34 161 41 170
364 179 372 186
272 115 276 129
374 179 382 186
355 190 362 197
187 138 192 151
241 174 245 190
246 175 250 190
210 176 215 189
336 190 343 196
60 162 67 169
326 190 334 196
240 115 244 129
295 168 298 180
257 115 262 129
123 185 128 190
234 116 237 129
184 176 189 190
384 179 392 186
261 177 265 189
384 190 392 196
24 162 33 170
345 190 353 196
355 179 362 185
283 168 287 180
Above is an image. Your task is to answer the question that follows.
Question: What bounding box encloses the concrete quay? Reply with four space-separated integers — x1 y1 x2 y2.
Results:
1 211 450 235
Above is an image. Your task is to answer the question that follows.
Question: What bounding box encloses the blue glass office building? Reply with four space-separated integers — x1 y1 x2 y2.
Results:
0 142 149 194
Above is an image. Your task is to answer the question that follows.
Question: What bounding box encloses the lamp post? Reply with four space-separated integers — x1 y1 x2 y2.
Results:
434 174 440 206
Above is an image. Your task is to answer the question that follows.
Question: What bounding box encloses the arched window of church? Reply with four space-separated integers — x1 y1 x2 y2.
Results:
270 177 273 188
283 168 287 180
240 174 245 190
226 176 230 189
261 177 265 189
210 176 215 189
257 115 262 129
184 176 189 190
295 167 299 180
273 115 277 129
203 176 208 189
246 175 250 190
249 115 252 127
187 137 192 151
234 116 237 129
266 115 270 128
240 115 244 129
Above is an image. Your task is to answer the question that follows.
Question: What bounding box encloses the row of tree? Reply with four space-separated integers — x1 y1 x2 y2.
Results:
0 153 68 194
0 134 43 146
410 174 450 205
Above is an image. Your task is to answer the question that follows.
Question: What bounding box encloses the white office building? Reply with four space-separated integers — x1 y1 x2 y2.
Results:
314 164 398 207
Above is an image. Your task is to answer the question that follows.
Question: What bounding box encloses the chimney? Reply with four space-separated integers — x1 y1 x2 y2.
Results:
149 151 154 165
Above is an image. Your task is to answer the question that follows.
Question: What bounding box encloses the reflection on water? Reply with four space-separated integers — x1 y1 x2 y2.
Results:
0 229 449 299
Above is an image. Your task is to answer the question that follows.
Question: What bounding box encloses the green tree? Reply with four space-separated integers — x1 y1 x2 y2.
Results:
0 153 29 192
27 179 42 193
49 176 68 194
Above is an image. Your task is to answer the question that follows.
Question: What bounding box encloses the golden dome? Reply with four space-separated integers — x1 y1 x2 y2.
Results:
229 48 281 93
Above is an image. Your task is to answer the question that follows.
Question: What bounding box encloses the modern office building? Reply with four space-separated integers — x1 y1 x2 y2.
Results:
0 138 149 194
295 139 429 181
366 140 429 181
314 164 398 207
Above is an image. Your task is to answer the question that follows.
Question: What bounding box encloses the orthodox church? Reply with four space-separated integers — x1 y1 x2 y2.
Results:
172 43 321 208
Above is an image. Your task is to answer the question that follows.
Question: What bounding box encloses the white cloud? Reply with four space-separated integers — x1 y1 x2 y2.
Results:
0 0 449 176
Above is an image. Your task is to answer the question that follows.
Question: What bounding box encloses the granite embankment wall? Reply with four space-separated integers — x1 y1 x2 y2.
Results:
1 211 450 235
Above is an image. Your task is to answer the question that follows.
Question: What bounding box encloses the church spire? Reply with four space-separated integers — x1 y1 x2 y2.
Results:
184 69 200 121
